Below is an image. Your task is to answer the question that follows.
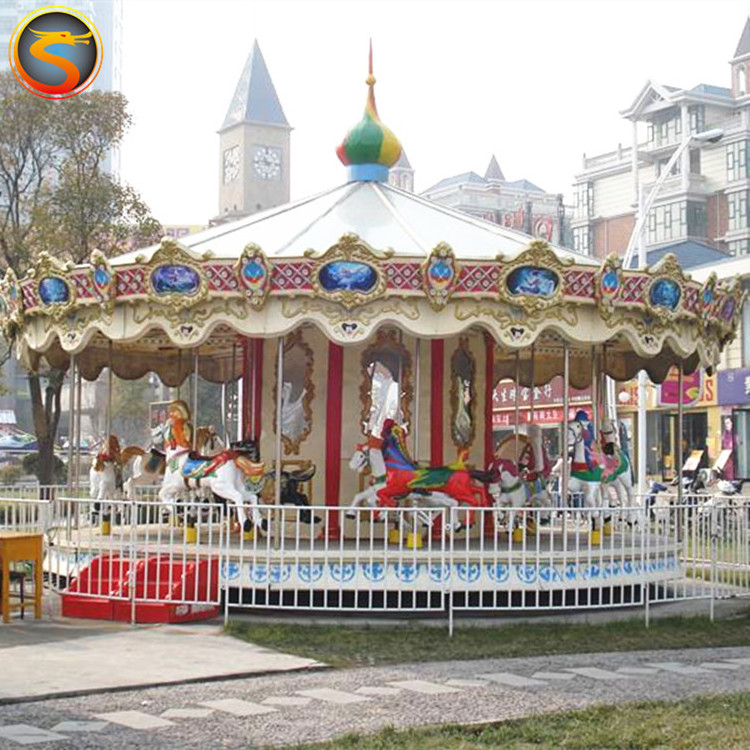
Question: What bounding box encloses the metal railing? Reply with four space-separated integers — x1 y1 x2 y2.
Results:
0 492 747 629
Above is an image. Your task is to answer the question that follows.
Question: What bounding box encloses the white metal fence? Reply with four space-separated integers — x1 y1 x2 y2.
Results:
1 490 748 628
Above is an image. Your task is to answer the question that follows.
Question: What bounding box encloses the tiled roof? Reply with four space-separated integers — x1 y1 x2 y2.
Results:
629 240 730 270
689 83 732 98
735 17 750 58
221 40 289 130
485 155 505 181
422 171 486 193
504 178 545 193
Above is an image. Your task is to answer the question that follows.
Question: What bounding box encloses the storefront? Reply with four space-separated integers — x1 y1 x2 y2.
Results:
492 377 591 462
717 367 750 480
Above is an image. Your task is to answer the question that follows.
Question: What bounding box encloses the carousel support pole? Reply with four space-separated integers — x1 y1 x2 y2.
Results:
514 350 521 463
106 342 113 441
271 337 284 546
249 339 256 441
66 355 77 490
414 339 421 459
324 341 344 541
512 350 524 543
430 339 444 541
74 365 83 494
483 334 495 539
529 344 535 424
677 363 684 508
562 341 577 540
484 334 495 468
192 350 200 447
251 339 264 442
591 346 599 436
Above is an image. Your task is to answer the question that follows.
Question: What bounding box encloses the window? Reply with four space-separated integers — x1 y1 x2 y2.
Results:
646 201 687 244
656 157 680 178
689 149 701 175
572 226 592 255
728 191 749 231
686 201 707 238
726 141 749 182
573 182 593 220
738 65 747 96
728 238 750 256
688 105 705 135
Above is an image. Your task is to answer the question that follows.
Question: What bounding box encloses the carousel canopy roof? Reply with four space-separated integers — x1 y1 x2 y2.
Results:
110 180 596 265
0 49 744 387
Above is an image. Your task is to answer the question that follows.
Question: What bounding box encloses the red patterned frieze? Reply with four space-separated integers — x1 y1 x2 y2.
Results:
383 261 422 291
115 268 147 296
70 271 95 300
272 261 314 291
683 286 699 315
563 270 595 299
21 281 37 310
456 264 499 293
620 275 648 305
205 263 238 292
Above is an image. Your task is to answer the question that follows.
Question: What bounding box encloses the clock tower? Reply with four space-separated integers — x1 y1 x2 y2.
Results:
216 41 291 222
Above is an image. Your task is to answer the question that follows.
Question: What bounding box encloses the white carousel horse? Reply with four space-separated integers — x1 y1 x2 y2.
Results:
89 436 143 502
598 419 634 506
346 441 464 534
347 443 459 513
490 458 552 523
124 425 224 500
159 431 267 534
567 419 604 510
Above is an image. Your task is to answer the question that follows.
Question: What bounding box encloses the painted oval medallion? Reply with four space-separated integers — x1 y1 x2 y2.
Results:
318 261 377 293
39 277 70 305
506 266 559 298
649 279 681 310
150 264 201 295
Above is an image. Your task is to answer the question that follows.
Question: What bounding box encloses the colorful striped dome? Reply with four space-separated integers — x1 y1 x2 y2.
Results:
336 46 402 179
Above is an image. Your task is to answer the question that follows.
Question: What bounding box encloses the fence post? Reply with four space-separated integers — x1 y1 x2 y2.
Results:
710 503 718 623
130 500 137 626
447 506 455 638
642 502 650 628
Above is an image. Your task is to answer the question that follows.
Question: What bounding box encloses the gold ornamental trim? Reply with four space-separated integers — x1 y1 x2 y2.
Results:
88 249 116 314
643 253 691 323
308 233 389 311
28 252 76 321
235 243 272 309
497 240 572 314
143 237 209 312
422 242 461 311
595 253 623 321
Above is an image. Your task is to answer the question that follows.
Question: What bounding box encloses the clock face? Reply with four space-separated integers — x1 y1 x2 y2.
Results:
253 146 282 180
223 146 240 184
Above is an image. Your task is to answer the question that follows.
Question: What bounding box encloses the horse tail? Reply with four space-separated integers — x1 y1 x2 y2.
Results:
121 446 146 463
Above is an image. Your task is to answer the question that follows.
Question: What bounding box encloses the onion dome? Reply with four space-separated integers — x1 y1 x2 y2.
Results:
336 43 402 182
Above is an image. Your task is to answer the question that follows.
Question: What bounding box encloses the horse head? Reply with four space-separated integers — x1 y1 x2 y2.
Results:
349 444 369 472
495 458 521 488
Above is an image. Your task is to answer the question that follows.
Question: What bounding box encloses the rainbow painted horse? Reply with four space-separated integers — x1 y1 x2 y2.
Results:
376 420 490 527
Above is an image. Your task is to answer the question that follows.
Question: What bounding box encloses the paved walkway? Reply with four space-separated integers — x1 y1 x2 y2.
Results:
1 644 750 747
0 617 322 703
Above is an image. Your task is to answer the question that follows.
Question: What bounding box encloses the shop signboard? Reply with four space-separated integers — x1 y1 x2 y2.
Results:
658 367 716 406
717 367 750 406
493 376 591 429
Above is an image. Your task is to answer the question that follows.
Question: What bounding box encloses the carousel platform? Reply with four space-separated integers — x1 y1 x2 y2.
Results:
46 520 681 614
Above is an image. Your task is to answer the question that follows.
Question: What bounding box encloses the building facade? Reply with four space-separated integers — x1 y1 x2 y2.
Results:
571 19 750 260
215 41 291 223
420 155 571 247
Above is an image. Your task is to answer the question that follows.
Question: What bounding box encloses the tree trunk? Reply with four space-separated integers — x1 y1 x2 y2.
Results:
28 368 65 486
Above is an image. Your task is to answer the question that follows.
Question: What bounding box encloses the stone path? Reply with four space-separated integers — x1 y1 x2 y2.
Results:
1 645 750 747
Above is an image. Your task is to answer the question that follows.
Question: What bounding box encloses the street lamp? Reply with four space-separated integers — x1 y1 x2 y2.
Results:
621 128 723 497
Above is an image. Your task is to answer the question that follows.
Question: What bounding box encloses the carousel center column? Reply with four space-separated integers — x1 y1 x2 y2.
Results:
324 341 344 539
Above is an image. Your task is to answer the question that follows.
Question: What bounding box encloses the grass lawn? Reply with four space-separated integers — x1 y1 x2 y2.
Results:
291 692 750 749
226 608 750 668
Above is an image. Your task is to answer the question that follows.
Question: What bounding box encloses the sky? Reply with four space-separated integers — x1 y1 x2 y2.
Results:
117 0 750 225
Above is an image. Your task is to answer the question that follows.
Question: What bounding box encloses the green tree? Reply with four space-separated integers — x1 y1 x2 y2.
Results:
0 72 162 484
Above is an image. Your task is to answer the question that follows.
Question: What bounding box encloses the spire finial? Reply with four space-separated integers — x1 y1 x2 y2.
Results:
336 42 402 182
366 38 376 87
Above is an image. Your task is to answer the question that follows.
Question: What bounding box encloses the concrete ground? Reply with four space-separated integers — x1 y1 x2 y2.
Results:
0 598 323 703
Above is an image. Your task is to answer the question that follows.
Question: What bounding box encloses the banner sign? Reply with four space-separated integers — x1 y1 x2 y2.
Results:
717 367 750 406
658 368 716 407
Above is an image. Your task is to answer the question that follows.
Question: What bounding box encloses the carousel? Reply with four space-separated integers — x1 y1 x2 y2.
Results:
0 57 744 615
